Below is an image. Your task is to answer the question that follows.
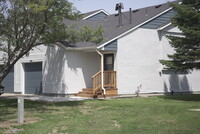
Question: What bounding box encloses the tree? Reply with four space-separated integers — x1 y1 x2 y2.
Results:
160 0 200 72
0 0 103 89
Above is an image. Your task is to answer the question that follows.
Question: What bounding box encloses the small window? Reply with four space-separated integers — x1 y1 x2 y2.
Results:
104 54 114 71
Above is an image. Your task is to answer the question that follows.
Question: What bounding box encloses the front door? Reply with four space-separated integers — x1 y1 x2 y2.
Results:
104 54 114 71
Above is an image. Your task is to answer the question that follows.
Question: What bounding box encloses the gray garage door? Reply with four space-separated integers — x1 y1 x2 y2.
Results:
24 62 42 94
1 67 14 93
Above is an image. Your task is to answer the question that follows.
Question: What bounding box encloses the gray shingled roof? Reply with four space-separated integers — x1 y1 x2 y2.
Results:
63 2 173 48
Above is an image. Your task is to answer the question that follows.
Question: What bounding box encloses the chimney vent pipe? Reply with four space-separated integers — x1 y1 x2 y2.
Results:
115 3 124 27
129 8 132 24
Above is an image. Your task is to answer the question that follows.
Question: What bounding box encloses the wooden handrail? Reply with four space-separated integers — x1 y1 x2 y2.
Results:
92 71 102 95
92 71 101 78
92 71 117 95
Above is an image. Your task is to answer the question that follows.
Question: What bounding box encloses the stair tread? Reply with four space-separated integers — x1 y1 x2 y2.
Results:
75 94 93 97
82 88 93 91
76 88 118 98
79 92 93 95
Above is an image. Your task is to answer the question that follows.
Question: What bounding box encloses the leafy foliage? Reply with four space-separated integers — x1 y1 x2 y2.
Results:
160 0 200 72
0 0 103 84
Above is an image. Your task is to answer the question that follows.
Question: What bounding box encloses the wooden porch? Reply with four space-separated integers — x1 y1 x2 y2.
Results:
76 71 118 98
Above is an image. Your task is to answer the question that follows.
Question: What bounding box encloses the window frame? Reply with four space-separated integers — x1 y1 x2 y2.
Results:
104 54 114 71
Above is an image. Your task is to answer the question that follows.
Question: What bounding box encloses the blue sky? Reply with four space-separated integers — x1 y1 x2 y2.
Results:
69 0 176 14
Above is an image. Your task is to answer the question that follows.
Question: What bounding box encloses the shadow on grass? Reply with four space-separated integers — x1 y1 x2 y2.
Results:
0 99 17 121
0 99 85 120
24 100 85 113
25 99 85 107
158 94 200 102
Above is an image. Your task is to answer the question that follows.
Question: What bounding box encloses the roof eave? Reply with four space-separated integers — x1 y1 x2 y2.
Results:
63 46 97 51
157 22 172 31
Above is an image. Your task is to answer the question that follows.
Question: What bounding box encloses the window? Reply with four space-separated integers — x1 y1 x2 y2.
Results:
104 54 114 71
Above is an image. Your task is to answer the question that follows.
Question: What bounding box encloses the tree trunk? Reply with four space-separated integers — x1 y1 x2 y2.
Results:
0 47 32 90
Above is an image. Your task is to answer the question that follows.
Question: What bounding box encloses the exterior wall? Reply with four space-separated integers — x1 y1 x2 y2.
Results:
116 27 200 94
160 28 200 93
43 46 100 94
14 45 47 94
0 44 100 95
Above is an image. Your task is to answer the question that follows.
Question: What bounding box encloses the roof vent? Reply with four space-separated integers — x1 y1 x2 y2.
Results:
115 3 124 11
155 5 162 8
129 8 132 24
115 3 124 27
145 8 148 16
133 9 139 13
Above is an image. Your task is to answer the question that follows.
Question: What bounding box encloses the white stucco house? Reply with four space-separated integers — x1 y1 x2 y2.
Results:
1 2 200 97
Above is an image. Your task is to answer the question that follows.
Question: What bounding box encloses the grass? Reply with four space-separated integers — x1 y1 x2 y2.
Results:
0 94 200 134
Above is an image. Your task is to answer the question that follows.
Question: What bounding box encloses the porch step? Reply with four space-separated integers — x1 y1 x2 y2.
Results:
76 88 118 98
75 94 94 98
105 88 118 96
75 93 103 98
75 88 103 98
82 88 93 92
79 91 93 95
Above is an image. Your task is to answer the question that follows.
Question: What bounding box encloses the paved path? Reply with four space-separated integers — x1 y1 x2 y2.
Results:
25 96 93 102
0 93 92 102
0 93 164 102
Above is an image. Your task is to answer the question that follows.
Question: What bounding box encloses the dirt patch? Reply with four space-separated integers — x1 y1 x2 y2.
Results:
60 126 68 131
51 127 59 134
0 117 42 133
51 111 66 115
157 119 176 124
94 106 109 111
189 109 200 112
156 116 176 124
80 106 109 115
80 106 92 115
113 120 121 128
50 126 68 134
4 128 24 134
63 116 70 119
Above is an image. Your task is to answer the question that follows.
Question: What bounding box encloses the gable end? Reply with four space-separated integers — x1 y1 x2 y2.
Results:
85 12 108 21
141 9 175 29
102 40 118 51
83 10 109 21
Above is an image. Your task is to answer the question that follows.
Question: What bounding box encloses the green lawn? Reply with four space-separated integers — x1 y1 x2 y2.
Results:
0 95 200 134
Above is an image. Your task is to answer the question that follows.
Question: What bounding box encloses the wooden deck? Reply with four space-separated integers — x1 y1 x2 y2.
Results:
76 71 118 98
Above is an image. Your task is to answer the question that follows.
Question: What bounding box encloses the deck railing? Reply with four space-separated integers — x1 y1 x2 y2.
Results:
104 71 117 88
92 71 102 94
92 71 117 95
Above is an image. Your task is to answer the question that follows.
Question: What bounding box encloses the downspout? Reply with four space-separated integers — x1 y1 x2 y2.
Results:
96 49 106 96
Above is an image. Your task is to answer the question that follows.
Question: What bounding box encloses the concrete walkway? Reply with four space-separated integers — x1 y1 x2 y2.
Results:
0 93 93 102
25 96 93 102
0 93 164 102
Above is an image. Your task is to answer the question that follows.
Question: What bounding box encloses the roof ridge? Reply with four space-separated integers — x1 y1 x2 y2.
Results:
110 1 176 15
